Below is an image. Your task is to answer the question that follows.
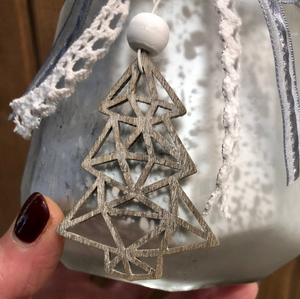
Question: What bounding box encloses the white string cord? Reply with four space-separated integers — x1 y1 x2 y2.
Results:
10 0 130 139
137 0 162 73
152 0 162 14
203 0 242 218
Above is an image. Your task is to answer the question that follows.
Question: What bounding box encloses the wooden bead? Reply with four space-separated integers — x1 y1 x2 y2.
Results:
127 13 170 56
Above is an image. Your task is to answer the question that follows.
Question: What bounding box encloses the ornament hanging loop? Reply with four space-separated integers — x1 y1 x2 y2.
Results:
152 0 162 14
137 49 144 73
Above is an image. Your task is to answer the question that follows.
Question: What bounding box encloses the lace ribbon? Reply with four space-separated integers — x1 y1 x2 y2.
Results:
10 0 130 140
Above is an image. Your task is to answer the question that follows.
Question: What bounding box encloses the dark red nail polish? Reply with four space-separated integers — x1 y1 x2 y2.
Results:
14 192 49 243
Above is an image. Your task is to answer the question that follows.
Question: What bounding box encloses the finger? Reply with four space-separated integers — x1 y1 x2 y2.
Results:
0 192 65 299
206 283 259 299
34 262 104 299
35 262 154 299
103 279 153 299
165 283 258 299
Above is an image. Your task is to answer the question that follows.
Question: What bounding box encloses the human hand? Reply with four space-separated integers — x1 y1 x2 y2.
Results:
0 193 258 299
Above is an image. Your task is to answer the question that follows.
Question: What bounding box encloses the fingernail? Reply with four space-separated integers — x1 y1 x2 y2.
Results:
14 192 50 243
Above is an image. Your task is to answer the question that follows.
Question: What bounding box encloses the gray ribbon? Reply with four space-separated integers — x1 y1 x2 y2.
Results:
282 0 300 8
258 0 300 185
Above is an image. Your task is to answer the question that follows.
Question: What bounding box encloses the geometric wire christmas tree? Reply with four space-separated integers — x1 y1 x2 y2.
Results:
57 52 219 281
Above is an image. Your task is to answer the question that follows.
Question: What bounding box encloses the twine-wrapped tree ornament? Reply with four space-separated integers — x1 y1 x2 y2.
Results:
57 8 219 281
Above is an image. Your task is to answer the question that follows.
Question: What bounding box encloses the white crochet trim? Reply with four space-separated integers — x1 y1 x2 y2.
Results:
10 0 130 140
203 0 242 218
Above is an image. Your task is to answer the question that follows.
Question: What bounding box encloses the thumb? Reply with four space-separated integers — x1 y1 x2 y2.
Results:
0 192 65 299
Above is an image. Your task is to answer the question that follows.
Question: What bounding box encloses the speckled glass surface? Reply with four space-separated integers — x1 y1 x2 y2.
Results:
21 0 300 292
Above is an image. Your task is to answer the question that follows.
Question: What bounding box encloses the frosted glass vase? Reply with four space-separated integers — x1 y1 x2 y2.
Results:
21 0 300 292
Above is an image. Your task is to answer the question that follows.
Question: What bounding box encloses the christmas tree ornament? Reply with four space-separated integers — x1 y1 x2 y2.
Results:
15 0 300 292
56 48 219 280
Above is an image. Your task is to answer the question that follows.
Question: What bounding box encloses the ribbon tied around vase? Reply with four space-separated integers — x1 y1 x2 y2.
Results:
259 0 300 185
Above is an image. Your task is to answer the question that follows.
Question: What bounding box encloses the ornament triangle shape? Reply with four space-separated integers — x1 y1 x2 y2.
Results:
145 163 179 187
71 184 98 219
151 137 178 163
177 194 206 232
154 106 172 117
168 224 206 249
114 259 127 274
105 181 127 203
92 160 126 185
147 185 172 213
65 179 101 224
128 133 148 155
138 256 158 270
135 69 151 97
141 53 186 118
109 215 160 247
129 261 149 275
138 230 165 249
126 159 148 184
168 184 219 251
93 128 116 158
119 122 137 144
137 101 151 115
67 213 117 248
98 59 138 114
115 198 158 215
109 99 138 118
153 123 176 147
81 122 115 173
